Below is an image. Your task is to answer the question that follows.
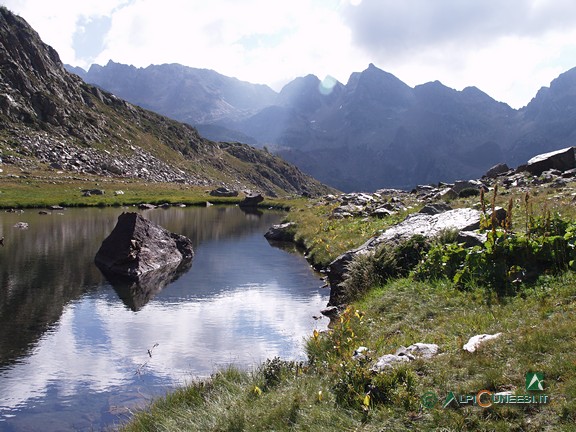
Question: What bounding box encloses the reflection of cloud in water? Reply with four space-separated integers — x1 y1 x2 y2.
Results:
0 282 328 411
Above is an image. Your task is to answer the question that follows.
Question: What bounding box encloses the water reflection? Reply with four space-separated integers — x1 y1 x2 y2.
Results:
0 206 329 431
98 258 193 311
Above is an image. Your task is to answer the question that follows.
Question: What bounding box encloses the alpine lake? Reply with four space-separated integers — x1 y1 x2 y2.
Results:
0 205 329 431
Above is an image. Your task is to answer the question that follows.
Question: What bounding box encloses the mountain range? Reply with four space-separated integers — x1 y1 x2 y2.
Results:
69 60 576 192
0 6 330 198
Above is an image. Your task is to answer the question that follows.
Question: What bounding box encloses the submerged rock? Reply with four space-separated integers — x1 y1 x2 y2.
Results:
95 212 194 278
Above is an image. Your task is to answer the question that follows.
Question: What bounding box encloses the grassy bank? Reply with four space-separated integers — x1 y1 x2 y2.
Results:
121 182 576 431
0 167 293 209
122 274 576 431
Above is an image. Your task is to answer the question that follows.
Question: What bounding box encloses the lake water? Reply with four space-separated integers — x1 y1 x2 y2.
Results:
0 206 329 431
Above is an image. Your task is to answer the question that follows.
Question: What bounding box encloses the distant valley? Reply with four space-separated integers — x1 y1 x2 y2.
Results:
69 61 576 192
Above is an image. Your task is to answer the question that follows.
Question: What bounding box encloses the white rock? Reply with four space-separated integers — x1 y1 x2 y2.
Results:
463 333 502 353
404 342 440 359
371 354 411 371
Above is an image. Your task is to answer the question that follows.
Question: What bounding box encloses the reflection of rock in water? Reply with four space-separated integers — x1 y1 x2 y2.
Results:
265 239 302 256
98 259 193 311
239 206 263 217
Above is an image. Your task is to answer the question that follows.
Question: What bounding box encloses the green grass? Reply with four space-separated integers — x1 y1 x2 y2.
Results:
121 180 576 431
122 273 576 431
0 168 292 209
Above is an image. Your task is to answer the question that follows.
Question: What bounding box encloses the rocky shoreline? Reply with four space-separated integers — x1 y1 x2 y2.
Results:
265 146 576 310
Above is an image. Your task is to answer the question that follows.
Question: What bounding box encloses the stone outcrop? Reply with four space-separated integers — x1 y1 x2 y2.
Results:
371 343 440 372
209 187 239 197
264 222 296 242
517 147 576 176
239 193 264 208
327 208 484 304
95 212 194 278
485 163 510 178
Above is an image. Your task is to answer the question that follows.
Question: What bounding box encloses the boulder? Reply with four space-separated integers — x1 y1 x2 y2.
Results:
418 202 452 215
371 343 439 372
239 193 264 208
264 222 296 242
328 208 483 304
518 147 576 176
463 333 502 353
95 212 194 278
439 188 458 201
138 203 156 210
485 163 510 178
452 180 482 194
81 189 105 195
209 187 239 197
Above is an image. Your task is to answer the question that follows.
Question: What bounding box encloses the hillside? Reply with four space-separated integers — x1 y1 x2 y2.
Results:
73 60 576 192
0 7 331 198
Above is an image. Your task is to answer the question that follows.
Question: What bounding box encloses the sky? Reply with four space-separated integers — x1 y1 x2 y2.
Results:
3 0 576 108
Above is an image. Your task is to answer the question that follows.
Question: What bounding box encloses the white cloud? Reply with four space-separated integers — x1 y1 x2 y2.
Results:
3 0 576 107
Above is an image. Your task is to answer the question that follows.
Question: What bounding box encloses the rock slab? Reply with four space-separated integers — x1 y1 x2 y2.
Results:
95 212 194 278
327 208 483 304
519 147 576 176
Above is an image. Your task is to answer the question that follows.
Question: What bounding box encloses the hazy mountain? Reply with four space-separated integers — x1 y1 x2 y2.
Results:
67 52 576 192
0 6 330 197
70 61 277 125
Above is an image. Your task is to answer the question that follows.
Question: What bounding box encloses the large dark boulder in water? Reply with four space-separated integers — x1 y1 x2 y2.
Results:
95 212 194 278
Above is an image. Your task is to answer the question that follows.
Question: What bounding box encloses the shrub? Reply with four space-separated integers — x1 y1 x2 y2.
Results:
458 187 480 198
340 235 430 302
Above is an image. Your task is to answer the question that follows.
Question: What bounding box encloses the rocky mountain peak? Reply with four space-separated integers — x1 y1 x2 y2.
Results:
0 7 87 125
0 6 331 197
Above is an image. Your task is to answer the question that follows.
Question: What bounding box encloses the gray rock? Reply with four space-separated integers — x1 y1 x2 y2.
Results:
439 188 458 201
372 342 439 372
419 202 452 215
13 222 29 229
371 354 411 371
457 231 487 247
452 180 482 194
518 146 576 176
328 208 483 305
95 212 194 278
209 187 239 197
485 163 510 178
239 193 264 208
372 207 395 218
138 203 156 210
264 222 296 242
